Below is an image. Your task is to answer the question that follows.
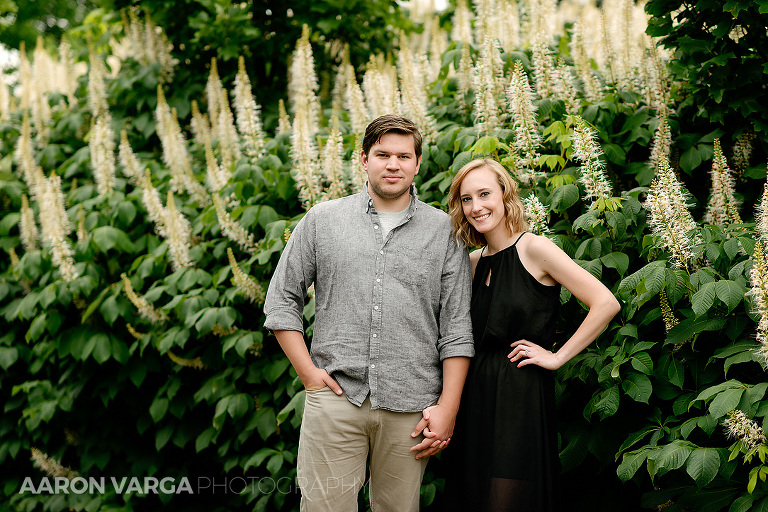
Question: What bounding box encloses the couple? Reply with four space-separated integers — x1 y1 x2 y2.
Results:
264 115 620 511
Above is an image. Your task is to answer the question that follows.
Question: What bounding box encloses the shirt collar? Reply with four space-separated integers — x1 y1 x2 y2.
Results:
361 182 418 218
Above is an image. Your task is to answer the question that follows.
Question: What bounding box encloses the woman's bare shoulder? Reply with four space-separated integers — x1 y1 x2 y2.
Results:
521 232 562 258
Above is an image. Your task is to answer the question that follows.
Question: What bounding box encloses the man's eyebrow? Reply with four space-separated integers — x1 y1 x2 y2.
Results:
374 150 413 155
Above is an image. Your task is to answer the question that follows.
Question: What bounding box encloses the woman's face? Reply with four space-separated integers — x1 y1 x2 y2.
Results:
459 166 507 238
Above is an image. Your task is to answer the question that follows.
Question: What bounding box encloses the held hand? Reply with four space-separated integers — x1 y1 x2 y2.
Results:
508 340 562 370
409 405 455 459
301 367 343 395
410 405 436 439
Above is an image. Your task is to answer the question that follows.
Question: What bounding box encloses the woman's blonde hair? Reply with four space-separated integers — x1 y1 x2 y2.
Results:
448 158 528 248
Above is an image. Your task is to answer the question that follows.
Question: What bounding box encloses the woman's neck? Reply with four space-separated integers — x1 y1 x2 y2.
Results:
484 229 521 256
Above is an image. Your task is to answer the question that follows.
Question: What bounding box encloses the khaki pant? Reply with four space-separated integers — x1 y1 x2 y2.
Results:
298 387 428 512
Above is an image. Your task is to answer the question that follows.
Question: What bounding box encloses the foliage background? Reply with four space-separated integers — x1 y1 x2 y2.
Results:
2 1 768 511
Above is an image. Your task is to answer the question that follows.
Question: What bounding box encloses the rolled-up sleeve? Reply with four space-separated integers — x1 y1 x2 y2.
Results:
263 209 317 333
436 234 474 360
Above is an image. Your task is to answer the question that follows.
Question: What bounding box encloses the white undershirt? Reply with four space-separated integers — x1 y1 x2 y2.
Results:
377 207 409 240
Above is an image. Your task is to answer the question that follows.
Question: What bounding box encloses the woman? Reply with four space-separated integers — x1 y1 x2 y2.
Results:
442 159 620 511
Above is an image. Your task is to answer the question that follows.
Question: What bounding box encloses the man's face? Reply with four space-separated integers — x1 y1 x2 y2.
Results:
361 133 421 205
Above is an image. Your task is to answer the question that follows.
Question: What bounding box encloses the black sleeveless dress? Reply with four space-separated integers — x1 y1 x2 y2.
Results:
444 233 561 512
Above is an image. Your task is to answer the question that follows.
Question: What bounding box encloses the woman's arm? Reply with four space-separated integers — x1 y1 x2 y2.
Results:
510 235 621 370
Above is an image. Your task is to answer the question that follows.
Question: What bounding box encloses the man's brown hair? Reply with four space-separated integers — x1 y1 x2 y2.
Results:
362 115 423 158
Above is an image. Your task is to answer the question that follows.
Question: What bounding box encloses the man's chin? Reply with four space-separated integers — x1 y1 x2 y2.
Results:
370 183 410 200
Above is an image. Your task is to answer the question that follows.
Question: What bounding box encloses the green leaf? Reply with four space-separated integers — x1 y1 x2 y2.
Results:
680 146 703 173
572 210 599 232
714 340 760 359
243 447 274 471
691 282 717 317
99 295 121 326
216 307 237 330
715 280 746 312
616 427 656 459
150 398 170 423
195 427 217 453
595 385 620 419
747 382 768 405
91 226 136 253
26 314 47 342
601 252 630 276
227 393 251 419
603 143 626 164
277 390 306 425
0 212 19 236
630 341 656 354
695 380 745 402
117 201 137 226
81 285 112 323
254 407 277 441
668 356 685 389
92 334 111 363
724 351 757 376
619 324 639 340
266 358 292 384
723 238 740 260
0 347 19 370
617 448 652 482
698 415 718 435
708 388 744 419
630 352 653 375
266 453 284 475
667 317 726 345
421 482 437 506
195 308 219 335
729 494 756 512
644 265 666 297
549 184 580 212
622 373 652 403
655 440 694 472
155 425 174 451
686 448 720 487
213 397 229 430
450 151 473 173
680 418 698 439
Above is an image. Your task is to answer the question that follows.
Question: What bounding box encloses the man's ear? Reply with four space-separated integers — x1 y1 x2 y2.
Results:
360 150 368 171
415 156 422 175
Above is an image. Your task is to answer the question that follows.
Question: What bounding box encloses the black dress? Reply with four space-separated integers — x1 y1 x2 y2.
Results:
444 233 561 512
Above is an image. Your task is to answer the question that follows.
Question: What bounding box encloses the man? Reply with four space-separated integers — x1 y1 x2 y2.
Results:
264 114 473 511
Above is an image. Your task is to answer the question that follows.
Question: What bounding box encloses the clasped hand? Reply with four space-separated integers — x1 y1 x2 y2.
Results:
409 404 454 459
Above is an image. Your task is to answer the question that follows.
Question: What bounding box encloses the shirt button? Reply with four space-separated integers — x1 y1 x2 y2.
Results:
379 250 383 255
374 306 379 310
376 278 381 282
372 333 377 338
370 364 375 369
374 225 379 229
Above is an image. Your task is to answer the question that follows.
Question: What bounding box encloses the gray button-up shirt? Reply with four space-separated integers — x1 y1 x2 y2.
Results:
264 187 474 412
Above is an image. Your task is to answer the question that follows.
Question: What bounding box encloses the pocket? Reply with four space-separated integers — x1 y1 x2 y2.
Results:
305 385 329 393
392 245 433 286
